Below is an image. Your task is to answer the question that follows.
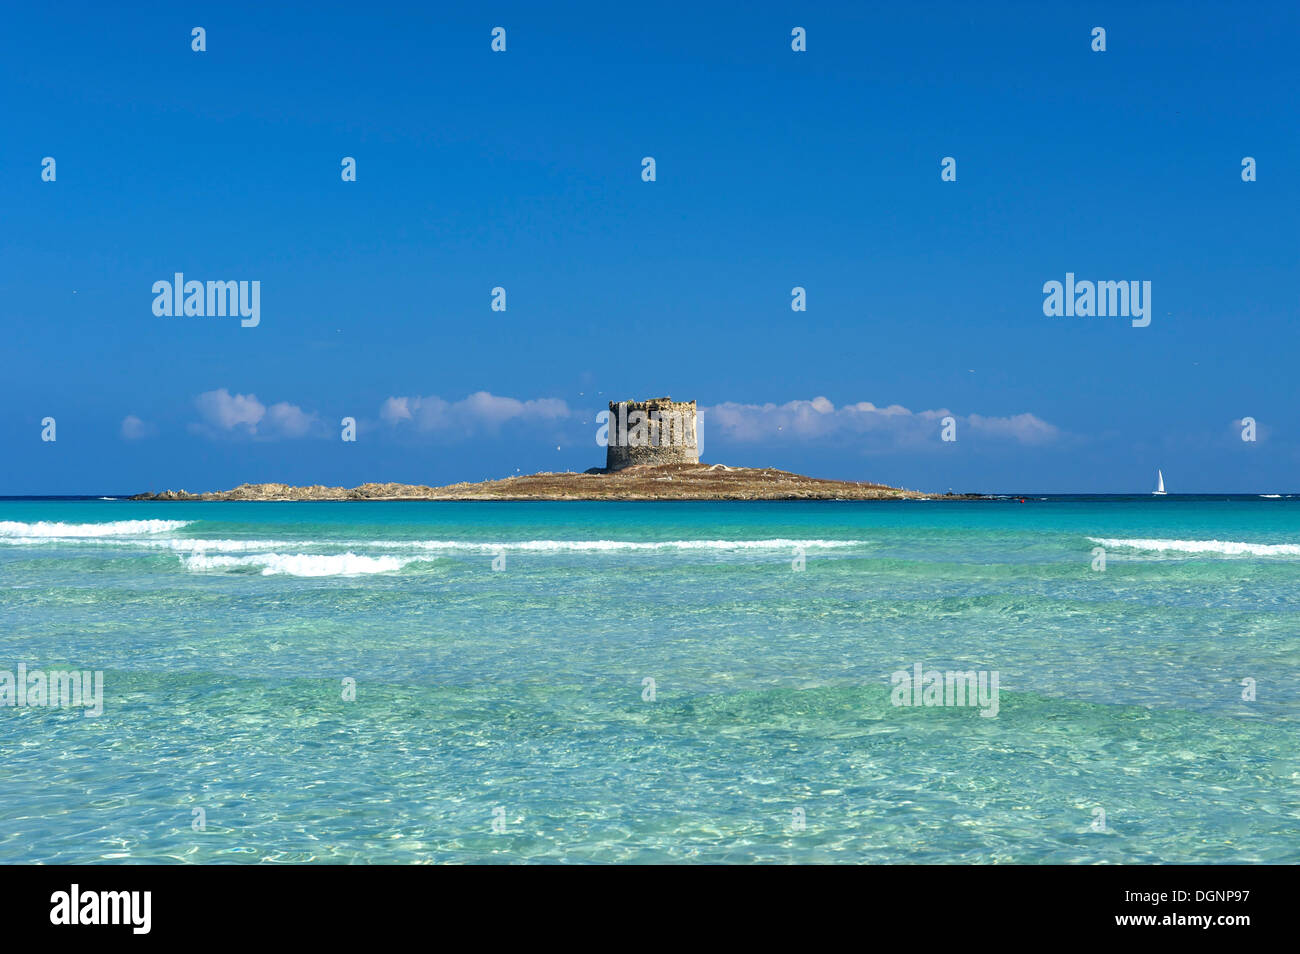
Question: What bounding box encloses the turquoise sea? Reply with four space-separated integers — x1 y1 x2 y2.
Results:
0 497 1296 863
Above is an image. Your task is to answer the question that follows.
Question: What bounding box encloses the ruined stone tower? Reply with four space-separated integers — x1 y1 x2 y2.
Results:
605 397 699 471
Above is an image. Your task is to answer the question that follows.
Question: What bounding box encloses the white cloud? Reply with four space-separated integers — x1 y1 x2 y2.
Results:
704 396 1059 447
966 412 1059 443
186 388 1055 450
195 389 264 433
193 388 321 439
379 396 415 425
120 415 156 440
380 391 570 435
264 401 318 438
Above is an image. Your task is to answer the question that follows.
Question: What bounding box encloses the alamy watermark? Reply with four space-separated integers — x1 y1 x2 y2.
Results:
890 662 999 717
50 885 150 934
1 663 103 717
152 273 260 327
1042 273 1151 327
595 403 701 454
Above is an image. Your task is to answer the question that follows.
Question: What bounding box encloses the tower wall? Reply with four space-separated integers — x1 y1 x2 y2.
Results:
605 397 699 470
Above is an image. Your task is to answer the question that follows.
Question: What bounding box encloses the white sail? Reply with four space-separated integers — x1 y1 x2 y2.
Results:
1154 470 1166 495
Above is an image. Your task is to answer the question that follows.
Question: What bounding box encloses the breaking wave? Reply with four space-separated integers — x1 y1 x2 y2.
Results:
1089 537 1300 557
181 552 428 576
400 538 866 552
6 532 867 554
3 524 868 573
0 519 192 539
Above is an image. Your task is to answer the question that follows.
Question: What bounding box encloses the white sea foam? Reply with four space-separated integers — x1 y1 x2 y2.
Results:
182 552 424 576
2 526 869 566
401 538 867 552
0 519 192 538
137 537 297 553
1089 537 1300 557
10 533 867 554
172 538 859 577
169 537 867 554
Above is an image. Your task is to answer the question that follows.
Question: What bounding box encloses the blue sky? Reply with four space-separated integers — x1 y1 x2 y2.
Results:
3 1 1297 494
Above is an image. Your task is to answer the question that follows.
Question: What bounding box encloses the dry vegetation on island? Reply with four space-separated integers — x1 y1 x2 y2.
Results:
132 463 976 501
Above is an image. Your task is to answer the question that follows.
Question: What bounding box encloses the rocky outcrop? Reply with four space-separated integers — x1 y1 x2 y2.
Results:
131 464 975 501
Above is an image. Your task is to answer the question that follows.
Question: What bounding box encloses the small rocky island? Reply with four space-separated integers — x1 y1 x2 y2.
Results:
131 397 975 501
131 463 952 501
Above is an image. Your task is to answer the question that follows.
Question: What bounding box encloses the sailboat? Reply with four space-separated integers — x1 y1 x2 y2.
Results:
1152 470 1167 495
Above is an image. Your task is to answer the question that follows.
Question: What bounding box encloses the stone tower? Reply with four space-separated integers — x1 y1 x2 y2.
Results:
605 397 699 471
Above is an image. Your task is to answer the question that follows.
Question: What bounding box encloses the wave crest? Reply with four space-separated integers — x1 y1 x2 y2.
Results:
0 519 192 539
182 552 427 577
404 538 866 552
1089 537 1300 557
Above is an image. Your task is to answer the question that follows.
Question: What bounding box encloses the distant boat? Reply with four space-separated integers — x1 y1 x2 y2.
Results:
1153 470 1167 495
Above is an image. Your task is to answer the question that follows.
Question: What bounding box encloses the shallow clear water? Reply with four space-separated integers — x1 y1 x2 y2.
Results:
0 497 1297 863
